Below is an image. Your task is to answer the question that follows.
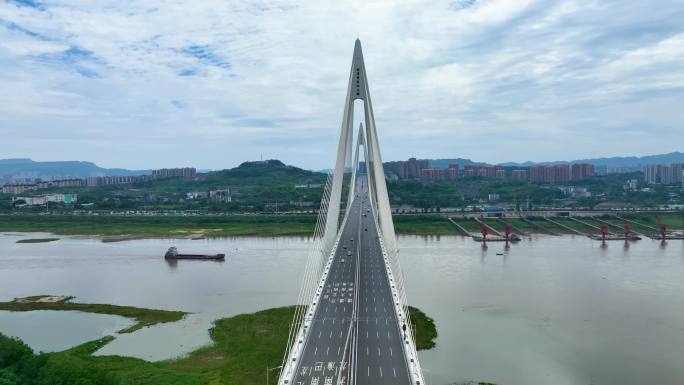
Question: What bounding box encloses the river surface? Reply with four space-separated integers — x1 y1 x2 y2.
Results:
0 232 683 385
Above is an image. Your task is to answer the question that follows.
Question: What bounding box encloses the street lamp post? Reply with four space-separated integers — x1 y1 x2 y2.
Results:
266 365 282 385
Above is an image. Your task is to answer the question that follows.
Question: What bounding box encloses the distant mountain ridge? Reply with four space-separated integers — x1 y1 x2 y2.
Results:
427 152 684 168
498 152 684 167
3 151 682 184
0 158 149 184
427 158 482 168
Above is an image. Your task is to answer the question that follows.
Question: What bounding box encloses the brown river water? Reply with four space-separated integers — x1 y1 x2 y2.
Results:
0 232 683 385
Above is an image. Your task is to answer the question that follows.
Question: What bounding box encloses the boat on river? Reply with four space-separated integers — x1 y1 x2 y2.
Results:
164 247 225 260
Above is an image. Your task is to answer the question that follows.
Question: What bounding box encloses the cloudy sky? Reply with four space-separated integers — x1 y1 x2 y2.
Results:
1 0 683 170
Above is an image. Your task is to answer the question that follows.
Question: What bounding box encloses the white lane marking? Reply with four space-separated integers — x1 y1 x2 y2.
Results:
393 367 396 377
380 366 383 377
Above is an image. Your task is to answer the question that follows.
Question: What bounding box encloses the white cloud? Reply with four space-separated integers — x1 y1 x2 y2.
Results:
0 0 682 168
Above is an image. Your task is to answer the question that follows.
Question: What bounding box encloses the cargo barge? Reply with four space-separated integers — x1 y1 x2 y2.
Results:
164 247 225 260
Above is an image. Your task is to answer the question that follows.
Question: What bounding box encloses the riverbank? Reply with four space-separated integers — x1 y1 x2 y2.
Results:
0 295 187 333
0 303 438 385
0 214 459 237
1 212 680 238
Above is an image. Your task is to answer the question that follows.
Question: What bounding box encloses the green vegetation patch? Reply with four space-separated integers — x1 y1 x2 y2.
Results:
394 215 455 235
0 215 317 238
500 218 535 233
482 219 505 233
0 296 186 333
409 306 438 350
0 305 438 385
0 214 469 237
526 217 570 234
15 237 60 243
450 217 482 232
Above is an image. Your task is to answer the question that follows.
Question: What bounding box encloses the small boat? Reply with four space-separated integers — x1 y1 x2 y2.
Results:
164 247 225 260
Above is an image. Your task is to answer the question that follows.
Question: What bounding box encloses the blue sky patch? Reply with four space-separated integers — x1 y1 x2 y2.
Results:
182 45 231 69
178 68 198 76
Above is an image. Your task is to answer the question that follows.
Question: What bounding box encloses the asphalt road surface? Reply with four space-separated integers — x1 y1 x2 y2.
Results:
291 177 411 385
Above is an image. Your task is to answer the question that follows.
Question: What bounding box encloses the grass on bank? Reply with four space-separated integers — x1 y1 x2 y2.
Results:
0 296 187 333
393 215 455 235
0 214 459 237
1 212 678 238
0 215 318 238
409 306 438 350
0 305 438 385
15 237 60 243
499 218 536 233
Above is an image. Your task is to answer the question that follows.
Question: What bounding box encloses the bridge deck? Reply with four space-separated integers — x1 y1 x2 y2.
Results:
291 179 411 385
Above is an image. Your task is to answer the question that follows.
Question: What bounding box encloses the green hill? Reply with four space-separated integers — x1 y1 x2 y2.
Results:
7 160 328 212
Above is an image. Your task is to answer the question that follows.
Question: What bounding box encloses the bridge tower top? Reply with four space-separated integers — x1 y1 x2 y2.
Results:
321 39 397 258
351 39 368 101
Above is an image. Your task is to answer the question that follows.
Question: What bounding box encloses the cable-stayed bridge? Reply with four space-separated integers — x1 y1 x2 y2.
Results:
278 40 425 385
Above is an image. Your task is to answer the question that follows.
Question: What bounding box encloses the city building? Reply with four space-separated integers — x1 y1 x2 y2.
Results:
383 158 429 179
512 169 527 180
463 165 477 177
571 163 595 180
152 167 196 179
672 163 684 184
186 191 208 200
644 165 659 184
209 189 231 203
643 163 684 185
420 167 445 181
623 179 638 191
1 184 37 194
13 193 77 206
447 164 459 179
477 167 490 177
553 165 571 183
529 164 572 184
558 186 591 198
529 165 545 183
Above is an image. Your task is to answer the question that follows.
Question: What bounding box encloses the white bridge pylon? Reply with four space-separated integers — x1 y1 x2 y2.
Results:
324 39 397 258
279 39 423 385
